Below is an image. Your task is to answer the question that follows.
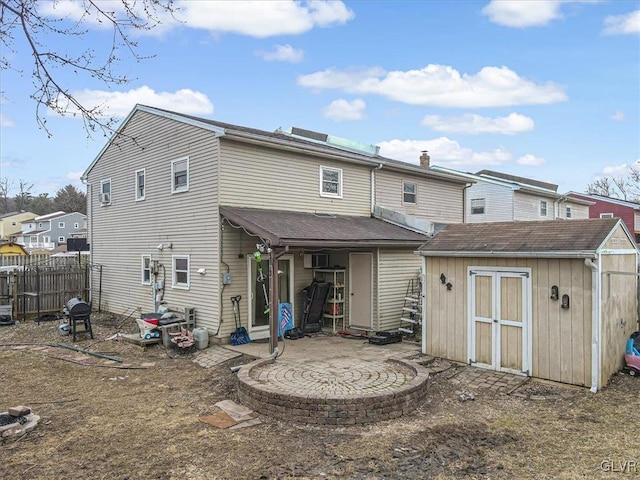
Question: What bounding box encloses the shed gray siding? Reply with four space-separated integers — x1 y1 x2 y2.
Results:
86 110 221 330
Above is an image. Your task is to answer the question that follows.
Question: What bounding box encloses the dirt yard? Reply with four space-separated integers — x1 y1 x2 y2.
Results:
1 314 639 479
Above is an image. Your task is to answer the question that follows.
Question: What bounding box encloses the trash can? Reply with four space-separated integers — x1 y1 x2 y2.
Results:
193 327 209 350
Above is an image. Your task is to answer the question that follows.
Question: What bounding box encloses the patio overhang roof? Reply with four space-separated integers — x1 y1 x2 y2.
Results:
220 206 430 248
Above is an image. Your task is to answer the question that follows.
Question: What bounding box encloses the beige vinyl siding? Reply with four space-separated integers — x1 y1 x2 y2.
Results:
603 224 635 249
465 182 513 223
375 170 464 223
513 192 556 220
424 256 593 386
86 110 221 331
219 139 371 215
560 202 589 219
377 249 422 331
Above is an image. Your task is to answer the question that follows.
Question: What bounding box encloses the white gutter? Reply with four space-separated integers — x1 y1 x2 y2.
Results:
417 250 597 258
584 257 600 393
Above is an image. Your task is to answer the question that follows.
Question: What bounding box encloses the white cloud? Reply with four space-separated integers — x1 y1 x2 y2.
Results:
611 110 626 122
38 1 355 38
602 160 640 177
517 154 547 166
172 0 355 38
0 113 15 127
65 86 214 118
421 112 534 135
377 137 512 168
256 44 304 63
603 10 640 36
66 171 84 184
323 99 366 121
482 1 598 28
298 64 567 108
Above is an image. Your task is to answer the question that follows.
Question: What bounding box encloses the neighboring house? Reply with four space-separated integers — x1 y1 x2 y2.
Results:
417 218 638 390
0 211 36 240
567 192 640 241
14 211 87 250
82 105 469 342
429 166 592 222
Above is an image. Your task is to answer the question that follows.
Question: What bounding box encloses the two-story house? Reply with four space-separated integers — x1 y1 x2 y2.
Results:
15 211 87 250
429 166 592 222
82 105 469 343
0 211 36 241
567 192 640 241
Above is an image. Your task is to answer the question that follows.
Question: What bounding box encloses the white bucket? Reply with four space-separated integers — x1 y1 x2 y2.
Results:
193 327 209 350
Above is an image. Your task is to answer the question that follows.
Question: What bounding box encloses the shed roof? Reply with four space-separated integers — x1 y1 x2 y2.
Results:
220 206 430 248
417 218 633 257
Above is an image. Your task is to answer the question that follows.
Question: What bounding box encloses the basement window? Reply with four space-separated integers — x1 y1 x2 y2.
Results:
471 198 485 215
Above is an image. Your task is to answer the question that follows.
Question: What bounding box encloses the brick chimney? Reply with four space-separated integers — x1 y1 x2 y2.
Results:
419 151 430 168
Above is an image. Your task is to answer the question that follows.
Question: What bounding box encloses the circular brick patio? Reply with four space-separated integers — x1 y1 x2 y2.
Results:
236 355 429 424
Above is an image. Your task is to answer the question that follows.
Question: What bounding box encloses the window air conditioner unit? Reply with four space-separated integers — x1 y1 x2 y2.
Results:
99 193 111 204
303 253 329 269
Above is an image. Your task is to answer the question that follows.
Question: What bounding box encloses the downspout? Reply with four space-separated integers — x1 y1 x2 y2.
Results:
462 183 472 223
370 163 383 214
585 257 600 393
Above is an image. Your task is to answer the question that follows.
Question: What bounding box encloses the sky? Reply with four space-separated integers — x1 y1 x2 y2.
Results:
0 0 639 198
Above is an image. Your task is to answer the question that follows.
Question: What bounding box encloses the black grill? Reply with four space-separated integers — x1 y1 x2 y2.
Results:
0 414 27 427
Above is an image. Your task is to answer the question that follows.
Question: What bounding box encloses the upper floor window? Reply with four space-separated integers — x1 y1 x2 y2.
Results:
135 169 146 201
319 166 342 198
566 206 572 218
172 255 190 289
58 222 65 228
540 201 547 216
58 236 65 243
100 179 111 205
11 221 16 226
471 198 485 215
600 213 614 218
74 222 80 229
38 222 43 228
403 181 417 204
172 157 189 193
141 255 152 285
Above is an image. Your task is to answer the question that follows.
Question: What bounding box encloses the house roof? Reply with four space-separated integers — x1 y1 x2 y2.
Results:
220 206 431 248
83 105 469 186
567 192 640 210
417 218 633 257
475 170 558 192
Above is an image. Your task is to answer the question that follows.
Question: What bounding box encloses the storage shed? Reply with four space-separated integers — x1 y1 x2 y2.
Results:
417 218 639 391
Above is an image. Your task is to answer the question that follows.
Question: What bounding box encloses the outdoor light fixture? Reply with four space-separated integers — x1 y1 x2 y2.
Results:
156 242 172 251
550 286 559 300
561 294 570 309
440 273 446 284
446 282 453 291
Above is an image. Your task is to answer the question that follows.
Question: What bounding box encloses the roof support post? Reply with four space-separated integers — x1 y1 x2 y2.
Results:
269 246 289 355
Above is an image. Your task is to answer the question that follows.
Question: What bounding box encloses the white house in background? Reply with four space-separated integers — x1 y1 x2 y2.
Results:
14 211 87 250
429 167 592 223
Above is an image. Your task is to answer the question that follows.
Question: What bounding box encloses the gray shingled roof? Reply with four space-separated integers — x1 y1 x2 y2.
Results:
220 206 430 247
417 218 627 256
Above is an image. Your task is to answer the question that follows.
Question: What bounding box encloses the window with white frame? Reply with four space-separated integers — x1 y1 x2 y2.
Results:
403 181 417 204
566 206 572 218
540 200 548 216
319 166 342 198
74 222 80 229
135 169 146 201
171 157 189 193
141 255 152 285
38 222 43 228
58 236 65 243
30 236 38 244
100 179 111 204
58 221 65 228
43 236 50 244
471 198 486 215
600 213 614 218
172 255 190 289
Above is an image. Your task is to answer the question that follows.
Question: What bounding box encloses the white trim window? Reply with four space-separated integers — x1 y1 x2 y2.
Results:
600 213 614 218
141 255 152 285
100 179 111 205
58 236 65 243
74 222 80 229
319 166 342 198
58 221 65 228
540 200 547 217
402 181 417 204
135 168 146 201
566 206 572 218
172 255 190 289
471 198 485 215
38 222 43 228
171 157 189 193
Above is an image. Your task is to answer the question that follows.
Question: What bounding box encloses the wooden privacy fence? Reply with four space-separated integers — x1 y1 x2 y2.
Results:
0 265 90 319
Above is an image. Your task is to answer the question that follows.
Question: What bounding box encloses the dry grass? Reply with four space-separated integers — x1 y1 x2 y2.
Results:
1 317 639 479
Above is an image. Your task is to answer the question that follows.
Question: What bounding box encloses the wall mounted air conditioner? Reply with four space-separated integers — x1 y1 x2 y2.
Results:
99 193 111 204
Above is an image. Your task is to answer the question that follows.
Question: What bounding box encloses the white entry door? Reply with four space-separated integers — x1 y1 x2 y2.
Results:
247 254 294 340
468 267 531 375
348 252 373 329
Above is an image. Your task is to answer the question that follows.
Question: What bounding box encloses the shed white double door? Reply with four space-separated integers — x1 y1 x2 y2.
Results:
468 267 532 375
